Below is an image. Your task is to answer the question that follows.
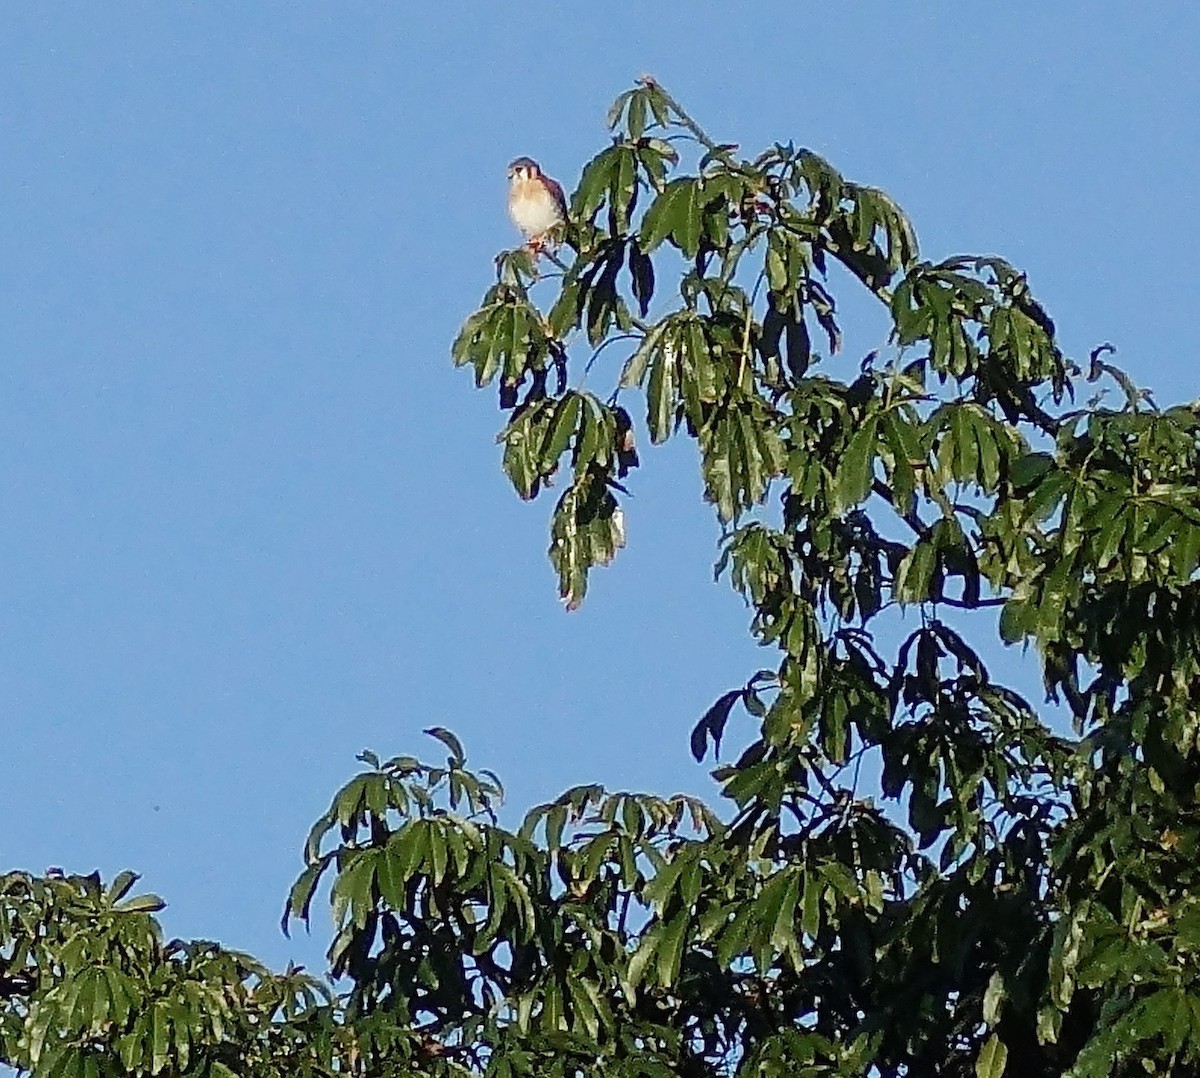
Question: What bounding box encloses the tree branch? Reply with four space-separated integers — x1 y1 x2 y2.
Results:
638 75 736 165
872 478 930 540
935 595 1005 610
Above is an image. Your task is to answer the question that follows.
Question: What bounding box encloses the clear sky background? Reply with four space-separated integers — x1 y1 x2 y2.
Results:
2 4 1198 976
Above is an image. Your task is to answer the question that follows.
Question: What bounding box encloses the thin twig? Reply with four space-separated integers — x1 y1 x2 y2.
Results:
871 479 930 540
638 75 737 165
581 333 640 387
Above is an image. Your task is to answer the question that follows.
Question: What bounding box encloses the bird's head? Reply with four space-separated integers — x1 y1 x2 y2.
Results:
507 156 541 183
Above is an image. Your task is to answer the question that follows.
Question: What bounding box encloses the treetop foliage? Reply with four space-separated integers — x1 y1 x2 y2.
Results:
6 77 1200 1077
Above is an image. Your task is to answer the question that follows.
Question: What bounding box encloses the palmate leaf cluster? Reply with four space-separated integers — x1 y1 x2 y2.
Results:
7 79 1200 1077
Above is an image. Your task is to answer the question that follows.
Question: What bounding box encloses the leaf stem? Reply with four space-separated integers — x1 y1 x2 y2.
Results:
638 76 736 164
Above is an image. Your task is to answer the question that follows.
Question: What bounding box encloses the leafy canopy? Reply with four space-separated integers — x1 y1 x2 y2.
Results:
7 77 1200 1078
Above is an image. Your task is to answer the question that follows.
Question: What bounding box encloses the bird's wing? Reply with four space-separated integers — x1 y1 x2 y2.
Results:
543 175 569 217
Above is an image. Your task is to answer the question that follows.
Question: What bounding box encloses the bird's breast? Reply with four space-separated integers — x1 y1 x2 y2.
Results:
508 179 564 236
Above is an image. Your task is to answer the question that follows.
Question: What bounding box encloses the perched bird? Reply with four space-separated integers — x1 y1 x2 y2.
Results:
507 156 568 253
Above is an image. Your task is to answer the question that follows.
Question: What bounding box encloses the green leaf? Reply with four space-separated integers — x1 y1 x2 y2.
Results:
541 975 564 1031
611 146 638 233
638 138 679 192
673 181 704 258
801 871 821 938
451 305 494 366
639 178 702 256
983 970 1005 1027
391 820 429 881
106 870 140 904
620 319 669 388
543 393 582 469
568 974 601 1041
605 90 633 131
573 147 618 220
835 417 879 512
766 235 790 293
549 472 626 610
424 726 465 766
627 92 648 140
895 539 936 603
655 912 689 988
975 1033 1008 1078
376 844 409 908
151 1000 170 1075
646 331 679 444
769 869 801 959
1037 1004 1062 1045
428 821 449 884
626 923 662 991
480 305 512 388
112 892 166 918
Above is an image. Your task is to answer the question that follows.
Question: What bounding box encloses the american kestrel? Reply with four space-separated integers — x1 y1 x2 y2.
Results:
507 156 568 253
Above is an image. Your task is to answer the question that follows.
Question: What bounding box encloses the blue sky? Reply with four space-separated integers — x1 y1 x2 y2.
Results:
2 4 1197 975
